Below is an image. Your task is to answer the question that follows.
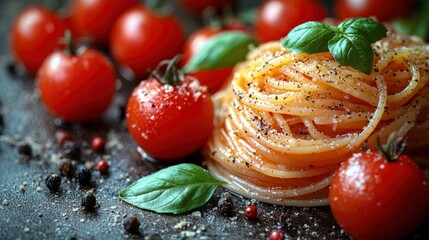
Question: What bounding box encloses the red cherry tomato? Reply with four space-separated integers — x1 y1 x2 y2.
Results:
70 0 138 45
110 5 185 79
126 65 214 161
329 147 429 240
38 45 116 122
177 0 231 17
254 0 328 43
9 6 66 75
334 0 412 22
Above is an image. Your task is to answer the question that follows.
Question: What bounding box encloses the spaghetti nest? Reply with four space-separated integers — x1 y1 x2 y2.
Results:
203 32 429 207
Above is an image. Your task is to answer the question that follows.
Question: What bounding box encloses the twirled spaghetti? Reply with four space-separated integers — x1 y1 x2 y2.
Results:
203 32 429 206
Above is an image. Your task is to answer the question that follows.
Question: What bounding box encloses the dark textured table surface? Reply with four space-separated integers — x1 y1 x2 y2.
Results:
0 1 428 240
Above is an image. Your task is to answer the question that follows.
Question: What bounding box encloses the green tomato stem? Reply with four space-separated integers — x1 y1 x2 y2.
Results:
376 132 407 162
152 55 184 86
65 30 76 55
145 0 170 16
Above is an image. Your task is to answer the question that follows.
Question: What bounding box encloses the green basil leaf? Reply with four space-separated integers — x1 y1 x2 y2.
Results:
392 18 428 41
184 31 259 73
328 34 374 75
338 18 387 43
119 164 225 214
392 0 429 41
282 22 337 54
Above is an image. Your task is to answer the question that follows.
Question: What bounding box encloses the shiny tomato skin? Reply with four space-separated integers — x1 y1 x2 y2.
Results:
254 0 328 43
9 6 66 75
38 48 116 122
329 151 429 240
70 0 138 45
334 0 412 22
126 77 214 161
188 68 232 93
110 5 185 79
177 0 231 17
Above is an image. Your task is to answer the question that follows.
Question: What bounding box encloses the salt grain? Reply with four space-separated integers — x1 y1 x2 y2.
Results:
163 85 174 93
181 230 196 238
2 199 9 206
191 211 202 219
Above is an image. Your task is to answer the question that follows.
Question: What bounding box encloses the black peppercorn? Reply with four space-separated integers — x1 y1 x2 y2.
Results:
18 142 32 159
54 118 72 130
123 215 140 234
75 166 92 186
45 173 61 193
217 192 234 215
81 193 97 211
62 141 80 160
58 160 75 177
6 60 17 76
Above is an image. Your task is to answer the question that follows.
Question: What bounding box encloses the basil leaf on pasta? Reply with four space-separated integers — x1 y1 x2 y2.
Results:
339 18 387 43
281 17 387 75
328 34 374 75
282 21 337 54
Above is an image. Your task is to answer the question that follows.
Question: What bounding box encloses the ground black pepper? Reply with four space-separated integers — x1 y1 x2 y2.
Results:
45 173 61 193
81 193 97 211
123 215 140 234
75 166 92 186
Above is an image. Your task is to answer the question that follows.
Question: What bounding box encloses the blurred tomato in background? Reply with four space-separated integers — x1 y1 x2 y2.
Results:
9 6 66 75
70 0 138 46
254 0 328 42
334 0 412 22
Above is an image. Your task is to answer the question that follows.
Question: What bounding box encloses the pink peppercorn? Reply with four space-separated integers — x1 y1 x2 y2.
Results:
96 159 109 175
244 204 257 219
91 136 105 152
